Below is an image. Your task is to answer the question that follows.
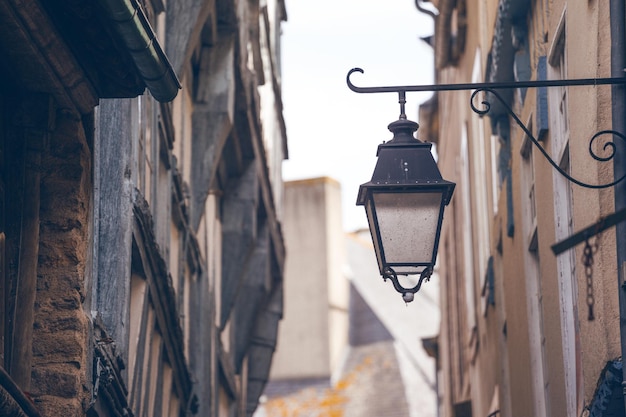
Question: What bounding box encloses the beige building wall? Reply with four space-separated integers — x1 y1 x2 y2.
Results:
427 0 622 416
270 177 349 380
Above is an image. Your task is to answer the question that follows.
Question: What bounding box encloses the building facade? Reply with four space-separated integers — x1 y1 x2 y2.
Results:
268 178 349 384
420 0 626 416
257 177 439 417
0 0 287 416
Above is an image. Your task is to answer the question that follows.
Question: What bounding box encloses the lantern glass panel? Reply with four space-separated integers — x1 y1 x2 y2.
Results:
372 191 443 274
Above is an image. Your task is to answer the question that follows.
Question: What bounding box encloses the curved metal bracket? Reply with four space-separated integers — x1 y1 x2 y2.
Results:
382 266 432 302
347 67 626 190
471 88 626 189
347 67 626 93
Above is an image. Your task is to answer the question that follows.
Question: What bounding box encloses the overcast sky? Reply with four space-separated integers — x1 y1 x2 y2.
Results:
281 0 436 231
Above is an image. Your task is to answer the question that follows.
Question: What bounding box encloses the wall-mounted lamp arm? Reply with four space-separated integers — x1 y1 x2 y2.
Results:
350 67 626 301
347 67 626 190
471 88 626 190
346 67 626 94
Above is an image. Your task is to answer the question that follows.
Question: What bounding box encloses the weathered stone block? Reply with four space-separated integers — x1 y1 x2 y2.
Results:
33 396 83 417
37 235 86 269
32 325 85 364
35 269 83 299
33 310 85 333
31 366 81 398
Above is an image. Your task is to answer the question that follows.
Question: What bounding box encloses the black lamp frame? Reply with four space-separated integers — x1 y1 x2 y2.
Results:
356 117 455 301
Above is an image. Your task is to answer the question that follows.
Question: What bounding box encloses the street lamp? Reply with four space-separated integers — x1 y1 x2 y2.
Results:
348 67 626 303
357 115 455 303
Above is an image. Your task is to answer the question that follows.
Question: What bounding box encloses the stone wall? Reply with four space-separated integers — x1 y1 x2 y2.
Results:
31 112 92 416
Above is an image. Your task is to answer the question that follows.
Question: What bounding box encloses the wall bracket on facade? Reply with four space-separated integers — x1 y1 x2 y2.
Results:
551 207 626 255
347 67 626 253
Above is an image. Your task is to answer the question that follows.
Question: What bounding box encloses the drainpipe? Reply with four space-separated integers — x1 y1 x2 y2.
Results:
99 0 181 102
609 0 626 410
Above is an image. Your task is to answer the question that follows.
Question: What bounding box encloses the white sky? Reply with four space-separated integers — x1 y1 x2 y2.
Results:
281 0 436 232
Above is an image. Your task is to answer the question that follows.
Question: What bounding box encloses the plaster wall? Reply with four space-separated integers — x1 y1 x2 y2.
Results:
514 1 620 413
559 0 621 408
323 179 349 374
270 177 348 380
435 1 623 416
434 2 520 416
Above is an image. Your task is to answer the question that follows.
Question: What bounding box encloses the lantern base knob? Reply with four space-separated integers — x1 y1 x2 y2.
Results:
402 292 415 303
382 266 433 302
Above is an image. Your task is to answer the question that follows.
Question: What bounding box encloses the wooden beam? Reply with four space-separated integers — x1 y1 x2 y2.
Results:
551 208 626 255
7 94 53 390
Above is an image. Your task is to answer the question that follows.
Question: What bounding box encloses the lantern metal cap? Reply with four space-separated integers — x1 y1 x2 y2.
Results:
357 118 455 206
383 118 420 146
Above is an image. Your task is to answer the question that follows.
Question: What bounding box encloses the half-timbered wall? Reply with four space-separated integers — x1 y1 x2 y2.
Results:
92 1 287 416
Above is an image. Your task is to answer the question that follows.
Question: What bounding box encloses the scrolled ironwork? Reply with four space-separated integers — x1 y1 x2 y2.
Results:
471 87 626 189
589 130 623 163
382 266 432 302
469 88 491 116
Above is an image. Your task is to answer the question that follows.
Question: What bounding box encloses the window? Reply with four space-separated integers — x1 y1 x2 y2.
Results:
460 125 476 333
490 133 501 214
137 96 151 204
129 241 184 417
443 209 470 403
520 118 537 245
448 0 467 65
470 48 493 312
548 10 582 417
128 88 197 417
137 96 173 239
520 118 549 417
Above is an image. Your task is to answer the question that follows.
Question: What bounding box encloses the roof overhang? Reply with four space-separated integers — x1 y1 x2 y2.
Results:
0 0 179 114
